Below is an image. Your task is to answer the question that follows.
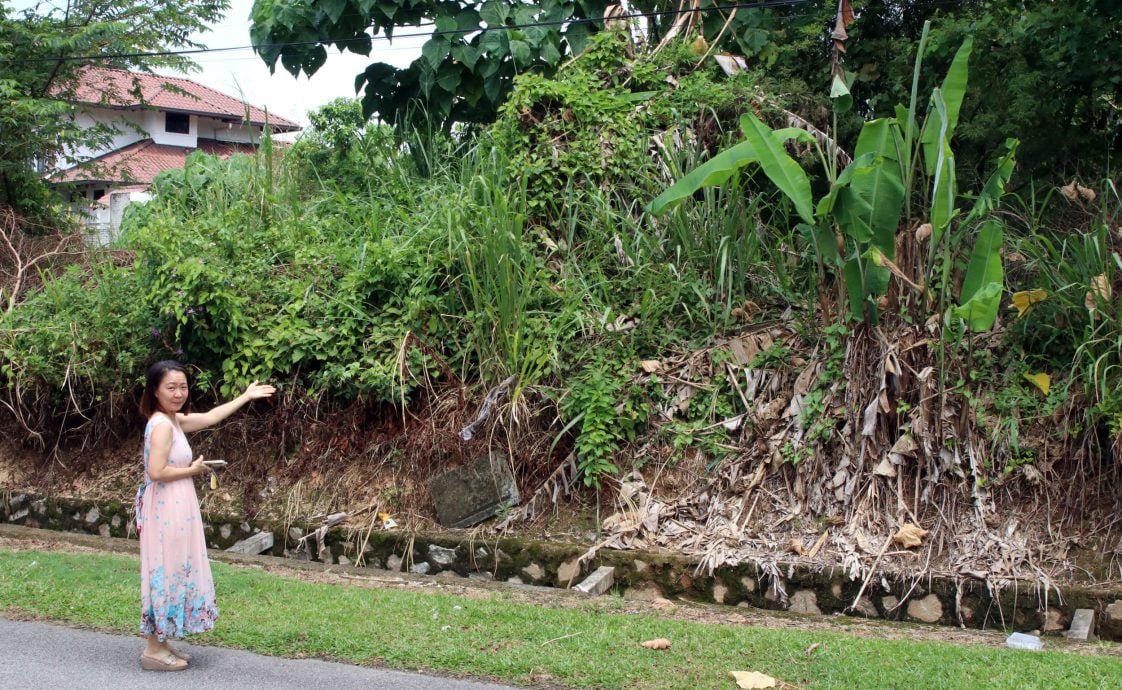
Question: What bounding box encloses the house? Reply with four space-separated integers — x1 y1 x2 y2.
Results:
51 66 301 242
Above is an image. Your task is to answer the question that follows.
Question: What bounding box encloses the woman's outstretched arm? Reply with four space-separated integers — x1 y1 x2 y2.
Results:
178 381 275 433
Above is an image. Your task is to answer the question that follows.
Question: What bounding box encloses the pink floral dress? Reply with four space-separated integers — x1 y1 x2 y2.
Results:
136 413 218 640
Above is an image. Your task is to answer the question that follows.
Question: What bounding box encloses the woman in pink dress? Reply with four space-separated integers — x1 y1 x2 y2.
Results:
135 360 274 671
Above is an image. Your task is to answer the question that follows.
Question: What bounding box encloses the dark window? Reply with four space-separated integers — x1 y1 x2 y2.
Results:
92 189 106 201
165 112 190 134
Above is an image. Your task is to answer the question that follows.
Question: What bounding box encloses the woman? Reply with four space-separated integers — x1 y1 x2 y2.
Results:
135 360 274 671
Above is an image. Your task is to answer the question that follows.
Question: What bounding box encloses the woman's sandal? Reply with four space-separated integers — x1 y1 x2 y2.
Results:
167 645 192 662
140 651 188 671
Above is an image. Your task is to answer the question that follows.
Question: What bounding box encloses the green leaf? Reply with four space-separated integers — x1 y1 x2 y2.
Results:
816 159 861 217
456 9 482 30
483 71 503 102
320 0 347 24
771 127 817 145
835 121 905 254
921 37 973 176
842 257 868 322
954 220 1004 331
480 0 510 26
952 282 1002 332
967 138 1019 223
509 39 532 68
513 5 539 25
939 37 973 137
565 21 592 55
799 223 841 266
436 65 462 93
959 220 1004 305
647 141 757 215
452 44 481 70
617 91 657 103
539 38 562 67
303 45 327 74
421 38 450 70
418 65 437 97
928 90 958 244
434 16 458 34
836 158 904 251
739 113 815 224
479 29 507 55
853 118 902 162
830 73 852 114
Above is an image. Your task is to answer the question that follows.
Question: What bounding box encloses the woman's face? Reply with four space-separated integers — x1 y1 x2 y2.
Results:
155 370 189 414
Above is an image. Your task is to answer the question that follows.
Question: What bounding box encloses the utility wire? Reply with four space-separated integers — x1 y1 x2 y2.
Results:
0 0 813 66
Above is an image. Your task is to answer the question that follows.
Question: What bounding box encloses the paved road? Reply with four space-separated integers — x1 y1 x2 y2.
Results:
0 618 520 690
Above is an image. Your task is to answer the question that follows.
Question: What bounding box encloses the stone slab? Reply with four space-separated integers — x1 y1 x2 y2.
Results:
1065 608 1096 641
574 566 615 595
907 593 944 623
226 531 274 555
428 452 519 528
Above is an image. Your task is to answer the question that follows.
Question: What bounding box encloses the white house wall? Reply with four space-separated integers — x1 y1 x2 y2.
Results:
143 110 197 148
60 108 267 174
65 109 147 166
196 119 260 144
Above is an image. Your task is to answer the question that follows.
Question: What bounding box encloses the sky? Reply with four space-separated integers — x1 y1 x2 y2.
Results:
176 0 426 127
12 0 426 127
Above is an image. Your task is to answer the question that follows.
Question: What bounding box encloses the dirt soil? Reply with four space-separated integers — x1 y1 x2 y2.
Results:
1 532 1119 660
4 431 1121 594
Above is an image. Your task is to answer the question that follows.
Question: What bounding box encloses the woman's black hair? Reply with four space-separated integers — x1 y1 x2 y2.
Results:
139 360 189 417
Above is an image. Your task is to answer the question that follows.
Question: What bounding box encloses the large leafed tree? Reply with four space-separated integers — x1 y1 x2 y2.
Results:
250 0 610 130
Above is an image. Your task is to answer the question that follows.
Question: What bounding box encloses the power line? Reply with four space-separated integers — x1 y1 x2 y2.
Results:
0 0 813 66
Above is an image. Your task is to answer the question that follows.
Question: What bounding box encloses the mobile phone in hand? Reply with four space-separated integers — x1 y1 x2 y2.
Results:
202 460 227 467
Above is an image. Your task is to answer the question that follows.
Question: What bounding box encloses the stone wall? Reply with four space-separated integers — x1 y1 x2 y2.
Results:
4 491 1121 641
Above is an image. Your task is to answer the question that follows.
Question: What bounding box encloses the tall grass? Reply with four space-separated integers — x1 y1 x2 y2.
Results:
1007 179 1122 439
447 150 562 395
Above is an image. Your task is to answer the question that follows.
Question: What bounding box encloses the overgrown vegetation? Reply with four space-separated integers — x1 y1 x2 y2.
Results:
2 9 1121 594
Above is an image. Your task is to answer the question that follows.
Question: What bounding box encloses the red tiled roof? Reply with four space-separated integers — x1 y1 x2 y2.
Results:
67 67 301 132
52 139 260 185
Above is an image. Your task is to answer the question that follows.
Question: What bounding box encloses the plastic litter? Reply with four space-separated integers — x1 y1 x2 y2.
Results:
1005 632 1043 651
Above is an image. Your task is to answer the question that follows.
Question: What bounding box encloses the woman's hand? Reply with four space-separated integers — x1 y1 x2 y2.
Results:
243 381 276 401
189 455 210 476
179 381 276 433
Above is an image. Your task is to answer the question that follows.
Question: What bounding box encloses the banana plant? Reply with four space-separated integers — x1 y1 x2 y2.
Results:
649 26 1016 331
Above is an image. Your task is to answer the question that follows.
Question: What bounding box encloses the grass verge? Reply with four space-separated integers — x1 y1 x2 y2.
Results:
1 546 1118 689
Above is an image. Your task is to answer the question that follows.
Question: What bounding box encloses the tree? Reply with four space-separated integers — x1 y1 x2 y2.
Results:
249 0 608 131
724 0 1122 181
0 0 229 218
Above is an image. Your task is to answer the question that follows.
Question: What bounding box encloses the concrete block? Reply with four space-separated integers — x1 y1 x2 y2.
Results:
574 566 615 595
1065 609 1096 641
226 531 274 555
427 452 519 528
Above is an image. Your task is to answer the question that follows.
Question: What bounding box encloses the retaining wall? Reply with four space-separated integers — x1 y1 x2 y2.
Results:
4 491 1120 641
